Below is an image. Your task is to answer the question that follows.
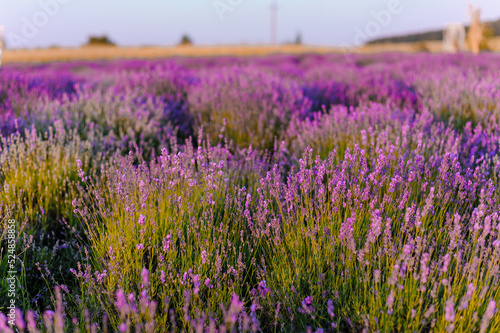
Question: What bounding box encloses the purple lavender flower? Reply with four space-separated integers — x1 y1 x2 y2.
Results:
445 298 455 322
201 250 207 264
301 296 315 315
480 300 497 333
14 308 25 332
327 299 335 318
257 280 269 296
119 322 127 332
138 214 146 226
141 268 149 286
386 291 395 315
163 235 171 252
192 274 201 295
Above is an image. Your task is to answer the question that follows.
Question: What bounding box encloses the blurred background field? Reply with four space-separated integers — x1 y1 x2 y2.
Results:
2 38 500 64
2 45 343 63
2 1 500 64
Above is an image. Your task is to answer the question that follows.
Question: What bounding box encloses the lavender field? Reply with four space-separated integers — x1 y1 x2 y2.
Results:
1 53 500 332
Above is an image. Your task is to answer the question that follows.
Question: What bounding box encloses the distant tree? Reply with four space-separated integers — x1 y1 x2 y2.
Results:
179 34 193 46
480 23 494 51
86 35 115 46
295 32 303 45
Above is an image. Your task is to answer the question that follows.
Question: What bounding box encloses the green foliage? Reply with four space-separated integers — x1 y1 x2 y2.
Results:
86 35 115 46
0 125 100 229
179 35 193 46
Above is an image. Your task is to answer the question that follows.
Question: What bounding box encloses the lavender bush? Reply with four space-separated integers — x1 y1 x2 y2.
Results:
1 53 500 332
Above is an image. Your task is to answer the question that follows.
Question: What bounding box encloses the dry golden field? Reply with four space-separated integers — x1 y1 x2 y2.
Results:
2 45 343 64
3 39 500 64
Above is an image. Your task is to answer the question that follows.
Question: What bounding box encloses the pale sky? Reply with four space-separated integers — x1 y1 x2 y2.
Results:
0 0 499 49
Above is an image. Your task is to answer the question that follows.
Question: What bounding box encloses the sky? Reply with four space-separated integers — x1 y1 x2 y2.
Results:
0 0 500 49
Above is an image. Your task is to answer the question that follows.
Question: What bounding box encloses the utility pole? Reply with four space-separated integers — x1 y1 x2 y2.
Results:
270 2 278 45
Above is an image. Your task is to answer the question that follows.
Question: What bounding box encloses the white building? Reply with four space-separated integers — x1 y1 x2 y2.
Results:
443 23 466 53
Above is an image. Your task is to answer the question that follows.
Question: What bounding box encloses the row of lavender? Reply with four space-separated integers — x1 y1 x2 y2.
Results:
1 53 500 332
2 54 499 154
